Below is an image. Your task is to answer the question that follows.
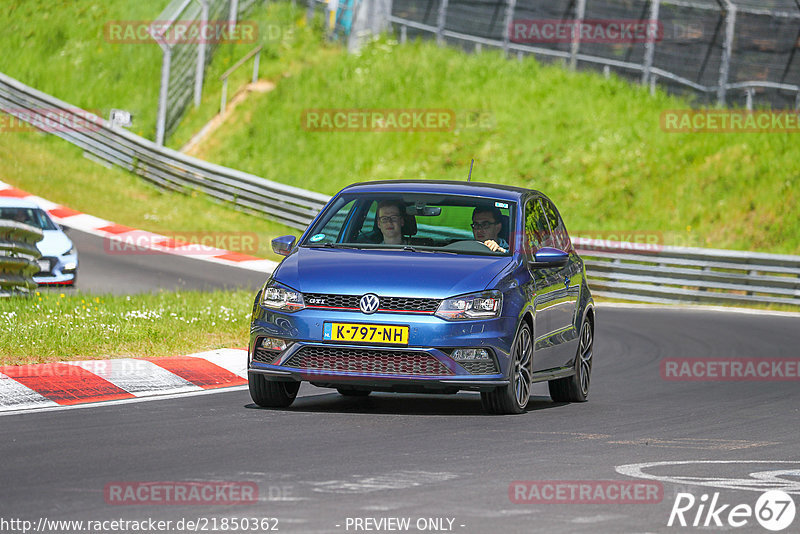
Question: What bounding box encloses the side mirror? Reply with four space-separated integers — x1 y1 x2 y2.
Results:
271 235 296 256
529 247 569 268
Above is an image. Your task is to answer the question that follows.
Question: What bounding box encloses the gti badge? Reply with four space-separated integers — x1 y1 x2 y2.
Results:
359 294 380 314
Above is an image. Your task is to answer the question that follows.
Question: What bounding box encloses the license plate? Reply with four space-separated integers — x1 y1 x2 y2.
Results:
323 323 409 345
36 259 50 273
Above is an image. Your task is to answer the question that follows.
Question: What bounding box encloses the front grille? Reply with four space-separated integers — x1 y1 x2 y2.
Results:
253 348 280 364
283 346 454 376
304 293 440 314
460 360 499 375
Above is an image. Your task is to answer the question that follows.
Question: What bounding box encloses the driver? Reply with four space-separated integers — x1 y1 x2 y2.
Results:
376 199 408 245
472 206 508 253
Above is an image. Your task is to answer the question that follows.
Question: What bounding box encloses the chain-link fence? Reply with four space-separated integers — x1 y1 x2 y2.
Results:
153 0 265 145
389 0 800 109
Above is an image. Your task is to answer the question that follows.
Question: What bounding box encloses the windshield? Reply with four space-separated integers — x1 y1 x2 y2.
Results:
301 193 515 256
0 207 59 230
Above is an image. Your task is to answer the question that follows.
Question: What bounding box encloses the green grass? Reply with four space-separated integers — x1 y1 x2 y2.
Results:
0 1 325 143
0 132 293 262
0 0 165 138
0 290 254 365
166 3 338 149
193 36 799 255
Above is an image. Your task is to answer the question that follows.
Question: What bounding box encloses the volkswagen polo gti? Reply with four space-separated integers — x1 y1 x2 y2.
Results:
248 180 594 414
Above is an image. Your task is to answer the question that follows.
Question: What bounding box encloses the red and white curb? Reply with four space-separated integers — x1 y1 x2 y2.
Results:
0 348 249 413
0 180 278 273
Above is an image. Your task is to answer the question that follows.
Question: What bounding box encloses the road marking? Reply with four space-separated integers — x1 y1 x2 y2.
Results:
616 460 800 494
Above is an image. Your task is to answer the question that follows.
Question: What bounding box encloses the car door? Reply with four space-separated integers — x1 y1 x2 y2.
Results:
523 196 564 372
540 197 581 367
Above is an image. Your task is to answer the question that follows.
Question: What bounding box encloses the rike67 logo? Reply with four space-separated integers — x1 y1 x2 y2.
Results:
668 490 796 531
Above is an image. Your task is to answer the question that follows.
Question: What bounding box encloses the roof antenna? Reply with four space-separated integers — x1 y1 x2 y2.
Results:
467 159 474 182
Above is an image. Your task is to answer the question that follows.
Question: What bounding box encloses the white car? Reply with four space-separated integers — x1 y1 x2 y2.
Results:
0 198 78 286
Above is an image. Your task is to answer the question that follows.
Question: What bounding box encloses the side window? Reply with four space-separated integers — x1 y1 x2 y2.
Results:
541 198 571 251
308 199 357 244
524 198 550 259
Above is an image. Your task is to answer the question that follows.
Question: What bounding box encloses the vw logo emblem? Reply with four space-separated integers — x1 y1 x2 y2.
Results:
359 294 380 314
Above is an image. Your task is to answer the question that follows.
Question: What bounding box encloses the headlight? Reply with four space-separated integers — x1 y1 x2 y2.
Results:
435 290 502 321
261 281 305 312
63 246 75 256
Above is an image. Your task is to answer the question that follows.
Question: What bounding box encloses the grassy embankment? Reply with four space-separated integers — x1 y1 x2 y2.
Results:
194 37 799 255
0 290 255 366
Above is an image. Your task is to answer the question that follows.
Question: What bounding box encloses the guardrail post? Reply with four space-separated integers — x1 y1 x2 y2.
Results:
220 78 228 114
745 87 754 110
195 0 210 108
436 0 449 46
252 48 261 83
569 0 586 70
307 0 315 26
229 0 240 25
795 90 799 110
400 24 407 43
155 46 172 146
502 0 517 57
717 0 737 106
641 0 661 84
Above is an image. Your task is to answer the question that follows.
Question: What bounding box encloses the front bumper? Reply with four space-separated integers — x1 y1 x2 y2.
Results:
34 254 77 286
249 305 516 391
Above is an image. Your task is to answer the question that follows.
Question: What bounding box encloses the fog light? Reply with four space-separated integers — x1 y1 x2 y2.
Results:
260 337 288 352
63 262 77 272
451 348 491 361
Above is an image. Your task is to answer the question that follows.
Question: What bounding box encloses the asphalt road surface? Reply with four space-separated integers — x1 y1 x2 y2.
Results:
56 228 269 294
2 307 798 533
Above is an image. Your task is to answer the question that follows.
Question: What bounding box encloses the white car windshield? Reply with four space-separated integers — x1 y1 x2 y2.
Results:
0 207 59 230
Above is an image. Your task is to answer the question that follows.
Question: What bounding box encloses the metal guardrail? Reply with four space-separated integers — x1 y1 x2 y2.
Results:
0 71 330 231
219 45 262 114
0 221 43 297
1 71 798 307
574 238 800 307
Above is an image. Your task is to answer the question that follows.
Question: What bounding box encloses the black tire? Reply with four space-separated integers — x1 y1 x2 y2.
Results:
249 374 300 408
336 388 371 397
548 317 593 402
481 322 533 415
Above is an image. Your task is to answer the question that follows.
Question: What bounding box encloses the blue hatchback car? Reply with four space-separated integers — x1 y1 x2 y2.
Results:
248 181 594 414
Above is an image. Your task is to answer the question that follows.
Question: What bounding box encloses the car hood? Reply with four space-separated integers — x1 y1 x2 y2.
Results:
273 247 515 298
36 230 73 257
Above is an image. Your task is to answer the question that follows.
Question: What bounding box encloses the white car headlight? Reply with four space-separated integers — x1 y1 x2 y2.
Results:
261 281 305 312
435 290 502 321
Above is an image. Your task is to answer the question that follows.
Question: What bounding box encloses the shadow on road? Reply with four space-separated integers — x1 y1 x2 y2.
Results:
244 392 568 416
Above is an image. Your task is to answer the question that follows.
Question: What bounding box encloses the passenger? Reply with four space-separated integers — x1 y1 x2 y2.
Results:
472 206 508 252
376 199 408 245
